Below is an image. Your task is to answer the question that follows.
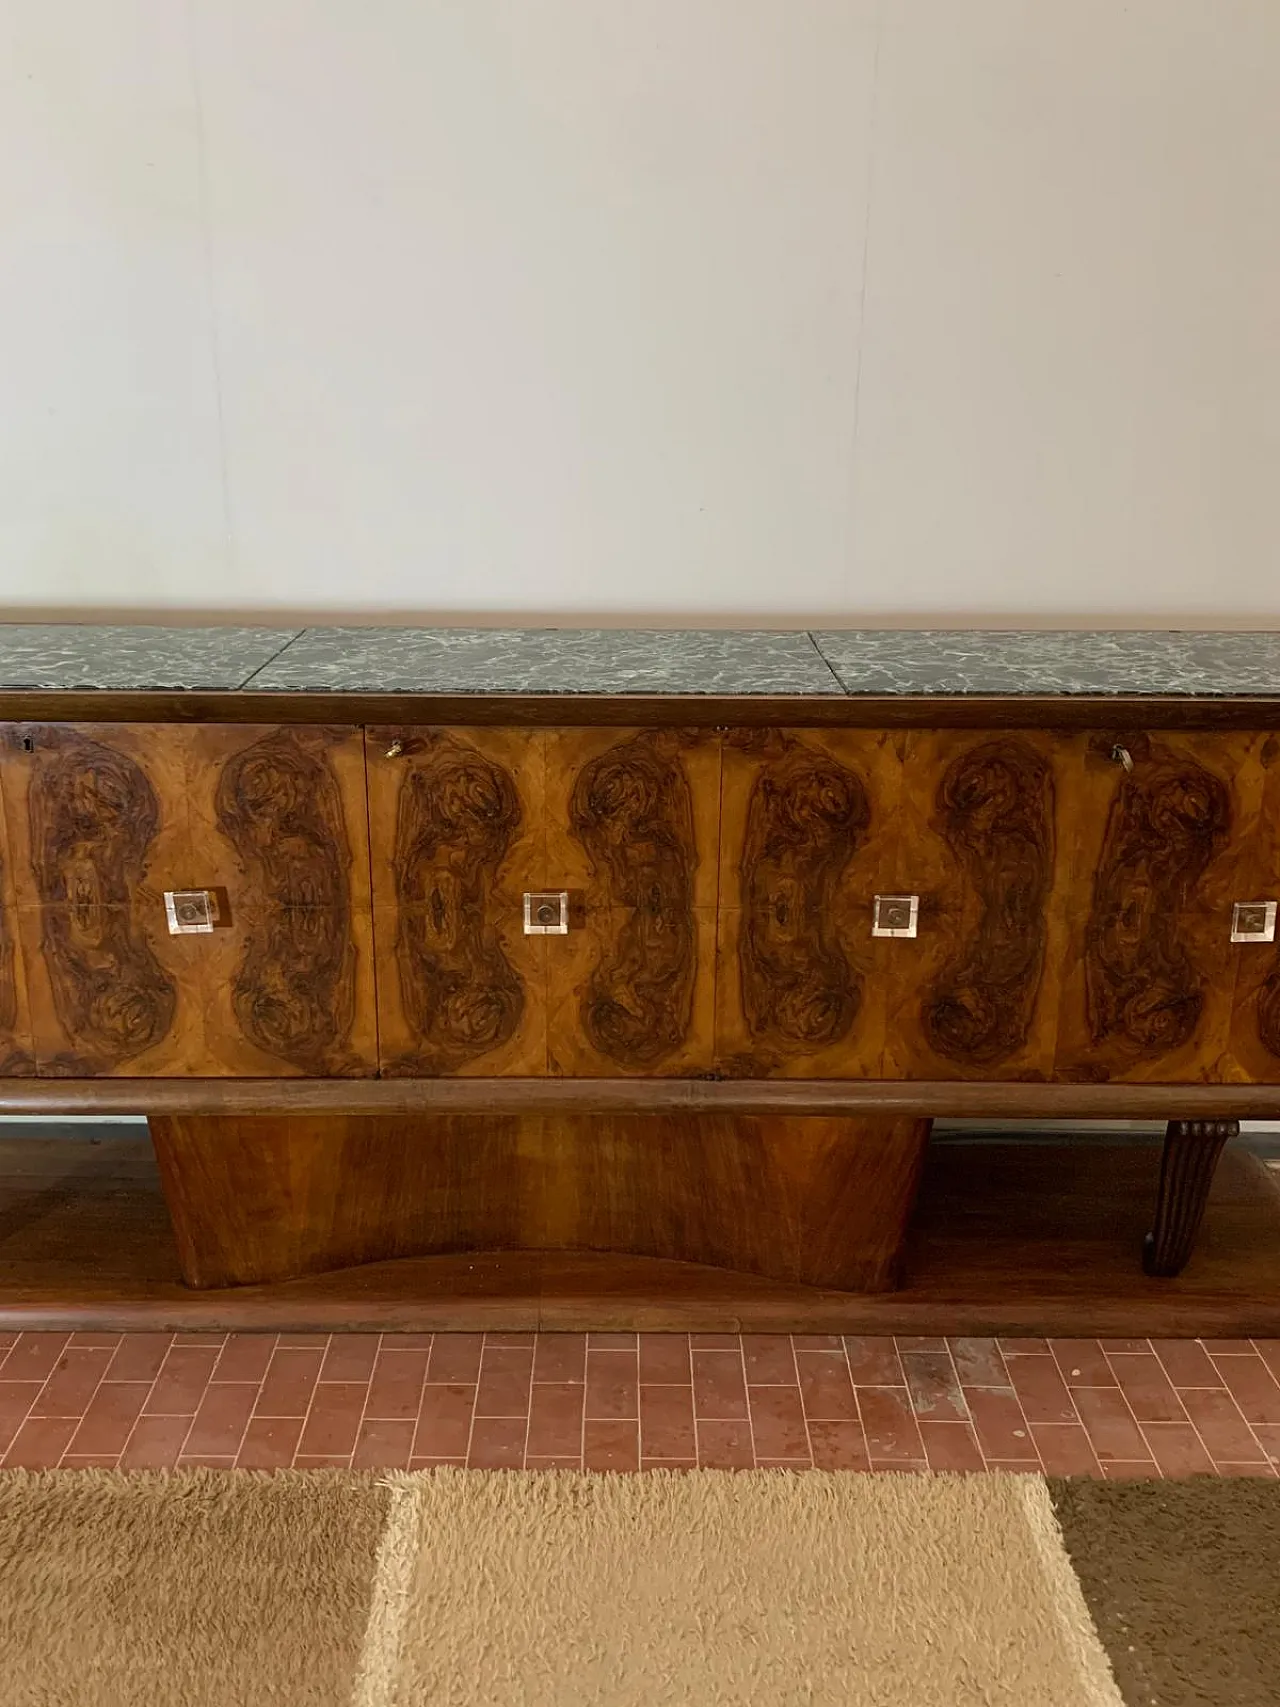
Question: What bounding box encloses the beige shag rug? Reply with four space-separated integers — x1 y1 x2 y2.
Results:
0 1468 1276 1706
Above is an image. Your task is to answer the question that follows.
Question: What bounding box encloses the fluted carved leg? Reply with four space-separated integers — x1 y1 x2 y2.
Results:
1143 1119 1238 1277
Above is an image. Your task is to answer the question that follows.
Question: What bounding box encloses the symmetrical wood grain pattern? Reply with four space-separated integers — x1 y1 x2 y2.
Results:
147 1109 932 1291
1144 1118 1239 1276
214 729 362 1074
367 728 546 1076
738 736 869 1052
0 723 375 1076
567 731 697 1068
0 794 34 1075
717 730 901 1078
1086 740 1231 1058
920 738 1054 1065
542 729 720 1076
25 728 176 1071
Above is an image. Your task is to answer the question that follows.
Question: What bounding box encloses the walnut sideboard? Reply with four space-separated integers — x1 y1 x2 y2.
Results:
2 624 1280 1311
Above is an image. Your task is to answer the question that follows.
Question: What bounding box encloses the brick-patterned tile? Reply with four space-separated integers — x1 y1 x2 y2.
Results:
4 1329 1273 1476
1149 1339 1220 1389
178 1454 236 1469
1209 1354 1280 1424
1031 1424 1101 1476
366 1348 430 1421
584 1419 639 1471
741 1335 796 1385
68 1383 152 1458
236 1418 304 1470
1141 1423 1216 1477
475 1348 533 1419
640 1385 695 1461
255 1349 324 1419
949 1338 1008 1388
691 1349 747 1421
296 1383 368 1459
901 1351 967 1422
808 1420 870 1470
1050 1340 1116 1388
319 1335 381 1384
1 1334 71 1384
696 1419 753 1469
528 1456 583 1470
183 1383 259 1458
797 1352 857 1421
527 1383 585 1459
4 1416 78 1468
860 1388 925 1465
918 1420 984 1473
1106 1353 1188 1422
1003 1354 1078 1424
1178 1388 1268 1464
1101 1460 1160 1479
212 1335 277 1385
587 1348 639 1420
105 1334 173 1384
842 1337 903 1386
145 1348 220 1417
965 1387 1034 1462
120 1415 193 1470
353 1419 415 1470
0 1382 42 1454
533 1335 586 1384
62 1454 121 1470
1071 1387 1149 1464
414 1385 476 1460
638 1335 690 1384
747 1385 809 1461
426 1335 484 1383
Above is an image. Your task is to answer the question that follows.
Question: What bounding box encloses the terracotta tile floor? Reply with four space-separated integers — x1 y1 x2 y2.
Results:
4 1331 1280 1475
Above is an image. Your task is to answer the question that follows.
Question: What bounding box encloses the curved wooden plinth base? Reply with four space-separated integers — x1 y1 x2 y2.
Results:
147 1110 933 1294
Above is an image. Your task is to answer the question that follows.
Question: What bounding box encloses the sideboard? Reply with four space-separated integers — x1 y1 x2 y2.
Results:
2 625 1280 1321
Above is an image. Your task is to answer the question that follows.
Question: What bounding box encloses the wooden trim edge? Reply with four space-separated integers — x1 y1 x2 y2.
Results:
3 1076 1280 1118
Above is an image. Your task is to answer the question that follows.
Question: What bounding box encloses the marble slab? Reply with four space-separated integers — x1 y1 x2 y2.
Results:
813 630 1280 697
246 627 843 695
0 625 300 690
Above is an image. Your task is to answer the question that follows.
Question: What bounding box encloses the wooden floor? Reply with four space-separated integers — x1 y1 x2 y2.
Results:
2 1130 1280 1336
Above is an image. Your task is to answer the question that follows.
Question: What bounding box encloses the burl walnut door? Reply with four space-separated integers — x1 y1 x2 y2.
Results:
0 724 376 1077
543 728 721 1076
366 727 549 1075
879 731 1074 1081
366 726 721 1077
716 729 906 1077
1053 731 1260 1084
0 769 35 1075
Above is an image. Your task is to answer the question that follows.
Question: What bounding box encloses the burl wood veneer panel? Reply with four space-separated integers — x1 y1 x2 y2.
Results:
1223 733 1280 1081
147 1109 931 1292
715 729 905 1077
544 728 720 1075
880 731 1075 1081
0 768 35 1075
0 724 376 1076
1053 731 1255 1085
367 727 549 1076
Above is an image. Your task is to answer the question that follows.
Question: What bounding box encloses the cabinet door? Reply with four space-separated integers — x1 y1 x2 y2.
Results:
1 724 376 1077
543 728 721 1076
1053 731 1255 1084
880 731 1073 1081
1213 732 1280 1083
367 727 548 1075
0 765 35 1075
716 729 905 1077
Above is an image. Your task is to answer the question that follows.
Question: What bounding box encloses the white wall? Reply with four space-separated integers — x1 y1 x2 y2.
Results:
1 0 1277 622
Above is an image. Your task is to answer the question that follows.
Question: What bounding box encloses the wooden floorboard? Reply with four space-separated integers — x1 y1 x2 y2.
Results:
1 1133 1279 1334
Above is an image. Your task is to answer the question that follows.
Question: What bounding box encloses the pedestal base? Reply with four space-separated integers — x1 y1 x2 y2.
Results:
147 1110 933 1293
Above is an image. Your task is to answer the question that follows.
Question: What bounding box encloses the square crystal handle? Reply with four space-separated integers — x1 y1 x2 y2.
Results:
164 890 219 935
1231 901 1277 943
872 894 919 939
524 891 569 935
